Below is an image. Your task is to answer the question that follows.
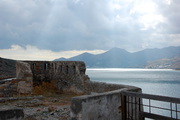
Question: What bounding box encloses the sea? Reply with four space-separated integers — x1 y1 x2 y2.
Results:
86 68 180 119
86 68 180 98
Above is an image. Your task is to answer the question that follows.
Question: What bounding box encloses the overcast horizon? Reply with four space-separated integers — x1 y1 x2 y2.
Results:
0 0 180 60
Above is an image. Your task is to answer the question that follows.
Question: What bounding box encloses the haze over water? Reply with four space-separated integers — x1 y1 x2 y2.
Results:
86 68 180 98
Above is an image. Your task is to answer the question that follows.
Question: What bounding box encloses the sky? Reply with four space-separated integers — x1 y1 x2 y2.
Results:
0 0 180 60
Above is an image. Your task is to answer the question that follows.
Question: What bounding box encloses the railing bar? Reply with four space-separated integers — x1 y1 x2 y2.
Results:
122 94 127 120
149 99 151 113
127 102 180 113
127 96 129 119
122 91 180 120
130 102 180 112
140 112 178 120
176 103 178 119
142 104 180 112
131 96 133 120
139 97 141 111
135 97 137 120
122 91 180 103
170 102 172 118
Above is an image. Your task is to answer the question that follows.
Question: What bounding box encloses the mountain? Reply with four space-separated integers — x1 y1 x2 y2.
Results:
0 57 16 80
54 46 180 68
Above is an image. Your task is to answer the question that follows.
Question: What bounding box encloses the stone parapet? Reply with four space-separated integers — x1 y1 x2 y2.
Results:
70 84 141 120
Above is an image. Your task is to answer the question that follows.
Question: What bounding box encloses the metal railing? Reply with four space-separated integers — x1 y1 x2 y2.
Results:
121 91 180 120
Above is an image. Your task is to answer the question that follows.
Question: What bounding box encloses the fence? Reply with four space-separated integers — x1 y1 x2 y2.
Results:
121 91 180 120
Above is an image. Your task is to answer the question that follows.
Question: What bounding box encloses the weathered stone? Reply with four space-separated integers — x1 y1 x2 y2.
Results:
0 108 24 120
25 99 42 107
16 61 32 79
0 85 4 90
17 81 33 94
48 106 57 112
0 93 4 97
1 83 9 88
16 61 33 94
18 61 90 94
24 116 37 120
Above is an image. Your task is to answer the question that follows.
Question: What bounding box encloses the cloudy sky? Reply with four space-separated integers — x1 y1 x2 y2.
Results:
0 0 180 60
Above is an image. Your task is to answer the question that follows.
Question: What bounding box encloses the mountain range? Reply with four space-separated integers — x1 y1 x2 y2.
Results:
54 46 180 68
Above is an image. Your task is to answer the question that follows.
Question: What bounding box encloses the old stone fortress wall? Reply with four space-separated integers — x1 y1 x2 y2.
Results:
0 61 141 120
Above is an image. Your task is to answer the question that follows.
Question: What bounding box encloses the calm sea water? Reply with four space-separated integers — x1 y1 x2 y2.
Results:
86 68 180 98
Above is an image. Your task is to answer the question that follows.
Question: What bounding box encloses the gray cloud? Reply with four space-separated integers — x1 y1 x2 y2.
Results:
0 0 180 52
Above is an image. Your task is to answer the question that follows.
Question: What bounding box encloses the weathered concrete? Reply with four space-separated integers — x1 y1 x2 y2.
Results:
0 108 24 120
70 83 141 120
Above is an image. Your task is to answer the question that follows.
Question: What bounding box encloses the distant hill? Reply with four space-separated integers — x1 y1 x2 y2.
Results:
0 57 16 80
145 57 180 69
54 46 180 68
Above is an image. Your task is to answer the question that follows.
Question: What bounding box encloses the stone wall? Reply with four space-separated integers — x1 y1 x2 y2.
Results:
70 84 141 120
0 61 90 96
19 61 90 94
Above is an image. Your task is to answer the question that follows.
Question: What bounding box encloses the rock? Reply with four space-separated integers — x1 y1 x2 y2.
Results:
17 81 33 94
0 85 4 90
24 116 37 120
48 106 57 112
0 108 24 120
25 99 42 107
0 93 4 97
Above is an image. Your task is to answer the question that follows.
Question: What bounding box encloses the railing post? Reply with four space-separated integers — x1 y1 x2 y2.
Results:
121 92 127 120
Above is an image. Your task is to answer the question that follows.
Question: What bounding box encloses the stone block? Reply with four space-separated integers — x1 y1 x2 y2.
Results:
0 108 24 120
11 79 18 84
17 81 33 94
